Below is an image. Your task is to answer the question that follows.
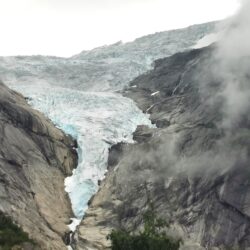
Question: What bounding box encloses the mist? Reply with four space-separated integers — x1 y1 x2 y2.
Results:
187 0 250 176
115 0 250 186
214 0 250 130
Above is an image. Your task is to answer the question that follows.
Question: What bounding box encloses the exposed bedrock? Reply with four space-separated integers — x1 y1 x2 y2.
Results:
75 46 250 249
0 81 78 249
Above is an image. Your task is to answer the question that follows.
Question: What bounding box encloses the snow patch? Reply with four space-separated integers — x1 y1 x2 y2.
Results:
192 33 220 49
151 91 159 96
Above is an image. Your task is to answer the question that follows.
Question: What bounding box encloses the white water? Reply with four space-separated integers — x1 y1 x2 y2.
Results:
9 83 152 220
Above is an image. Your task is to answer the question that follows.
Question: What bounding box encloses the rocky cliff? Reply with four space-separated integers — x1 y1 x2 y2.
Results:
0 21 218 250
0 81 78 249
75 45 250 249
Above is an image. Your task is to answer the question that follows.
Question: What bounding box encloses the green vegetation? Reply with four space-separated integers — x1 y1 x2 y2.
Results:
0 212 34 250
108 201 181 250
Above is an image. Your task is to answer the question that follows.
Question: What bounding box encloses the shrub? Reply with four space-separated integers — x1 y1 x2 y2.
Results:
0 212 34 250
108 201 181 250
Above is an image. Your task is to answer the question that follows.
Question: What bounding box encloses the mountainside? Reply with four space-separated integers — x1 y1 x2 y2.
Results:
0 21 216 240
0 81 77 249
0 22 216 92
1 21 241 250
75 44 250 249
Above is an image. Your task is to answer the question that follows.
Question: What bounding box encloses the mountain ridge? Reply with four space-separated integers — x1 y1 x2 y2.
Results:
0 22 217 92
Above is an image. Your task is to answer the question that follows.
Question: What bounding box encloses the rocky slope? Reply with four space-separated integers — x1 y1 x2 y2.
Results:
0 21 217 247
0 81 77 249
75 44 250 249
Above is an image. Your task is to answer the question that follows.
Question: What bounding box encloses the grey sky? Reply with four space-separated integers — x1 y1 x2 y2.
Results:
0 0 240 57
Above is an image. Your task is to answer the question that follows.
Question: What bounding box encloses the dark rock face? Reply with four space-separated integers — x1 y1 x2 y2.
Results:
76 46 250 249
133 125 154 143
0 81 78 249
107 143 126 169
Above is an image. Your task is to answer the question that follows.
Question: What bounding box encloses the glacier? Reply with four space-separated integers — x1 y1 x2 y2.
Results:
3 22 217 231
0 22 216 91
9 83 152 219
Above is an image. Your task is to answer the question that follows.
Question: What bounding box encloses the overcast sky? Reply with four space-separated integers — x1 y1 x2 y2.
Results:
0 0 240 57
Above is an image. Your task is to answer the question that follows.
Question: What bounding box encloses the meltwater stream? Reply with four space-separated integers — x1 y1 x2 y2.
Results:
9 83 152 226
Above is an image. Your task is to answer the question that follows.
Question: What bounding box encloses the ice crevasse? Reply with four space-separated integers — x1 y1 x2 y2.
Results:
9 83 153 221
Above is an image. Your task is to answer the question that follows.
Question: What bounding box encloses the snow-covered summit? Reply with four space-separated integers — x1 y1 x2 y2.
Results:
0 22 217 92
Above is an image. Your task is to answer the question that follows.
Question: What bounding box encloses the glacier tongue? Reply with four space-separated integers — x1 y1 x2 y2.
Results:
4 21 217 231
9 84 152 218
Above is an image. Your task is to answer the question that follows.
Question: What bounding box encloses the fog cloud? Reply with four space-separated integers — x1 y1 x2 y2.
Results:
118 0 250 184
214 0 250 129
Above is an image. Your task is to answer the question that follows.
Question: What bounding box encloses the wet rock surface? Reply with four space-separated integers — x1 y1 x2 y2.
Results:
76 46 250 249
0 81 78 249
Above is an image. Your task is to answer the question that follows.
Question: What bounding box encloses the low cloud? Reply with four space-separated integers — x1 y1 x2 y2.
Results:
213 0 250 129
119 0 250 183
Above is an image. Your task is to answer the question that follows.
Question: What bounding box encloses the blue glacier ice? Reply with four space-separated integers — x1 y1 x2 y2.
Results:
9 84 152 219
4 22 216 231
